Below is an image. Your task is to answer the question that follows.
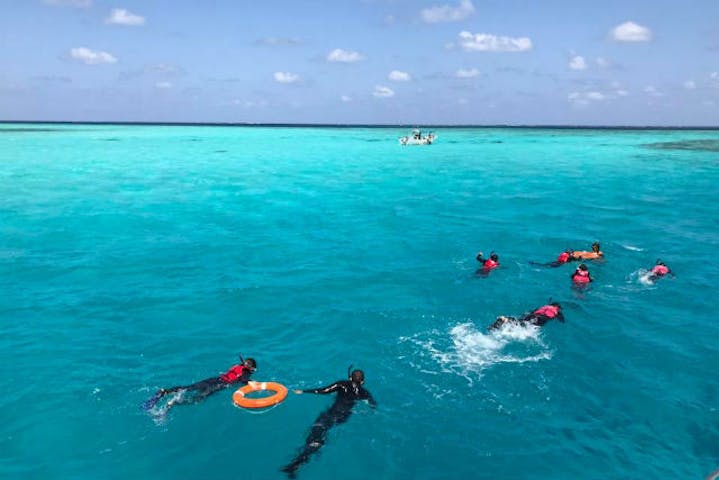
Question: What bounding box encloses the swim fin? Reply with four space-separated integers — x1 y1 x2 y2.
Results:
141 390 165 412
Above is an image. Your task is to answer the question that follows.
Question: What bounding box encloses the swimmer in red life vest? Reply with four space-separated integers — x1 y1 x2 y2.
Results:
476 251 500 275
648 259 674 282
142 356 257 412
530 249 575 268
571 263 593 285
489 302 564 330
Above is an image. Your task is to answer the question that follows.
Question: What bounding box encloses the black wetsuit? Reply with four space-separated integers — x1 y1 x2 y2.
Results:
530 259 572 268
142 368 252 411
164 376 230 400
282 380 376 477
489 309 564 330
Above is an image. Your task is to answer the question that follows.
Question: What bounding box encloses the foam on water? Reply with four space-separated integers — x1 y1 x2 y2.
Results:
630 268 660 286
400 320 552 383
146 391 185 424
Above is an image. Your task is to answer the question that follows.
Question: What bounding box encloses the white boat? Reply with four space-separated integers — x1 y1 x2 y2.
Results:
399 129 436 145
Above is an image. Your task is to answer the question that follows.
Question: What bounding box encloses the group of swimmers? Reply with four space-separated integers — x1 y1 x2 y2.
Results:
142 241 674 477
143 358 373 478
477 241 674 330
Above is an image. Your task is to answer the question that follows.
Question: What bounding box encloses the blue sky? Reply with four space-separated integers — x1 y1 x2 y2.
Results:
1 0 718 125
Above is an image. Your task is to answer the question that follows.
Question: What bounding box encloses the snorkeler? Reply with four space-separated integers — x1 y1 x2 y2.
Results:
489 302 564 330
571 242 603 261
530 249 575 268
142 356 256 412
476 251 500 275
282 367 376 478
648 259 674 282
571 263 593 285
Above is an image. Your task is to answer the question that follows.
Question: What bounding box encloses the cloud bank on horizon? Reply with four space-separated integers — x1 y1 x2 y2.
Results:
1 0 718 125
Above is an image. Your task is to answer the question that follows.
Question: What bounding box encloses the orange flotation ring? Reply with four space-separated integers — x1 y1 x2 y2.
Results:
573 251 602 260
233 381 288 409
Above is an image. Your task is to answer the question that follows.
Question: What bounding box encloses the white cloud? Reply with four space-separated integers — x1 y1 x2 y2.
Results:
255 37 303 46
69 47 117 65
608 82 629 96
610 21 652 42
327 49 364 63
232 99 269 109
149 64 184 76
457 31 532 52
373 85 395 98
568 91 606 106
44 0 92 7
455 68 480 78
569 55 587 70
341 95 352 102
155 81 172 89
421 0 475 24
644 85 663 97
274 71 299 84
106 8 146 26
388 70 411 82
683 80 696 90
710 72 719 85
596 57 611 68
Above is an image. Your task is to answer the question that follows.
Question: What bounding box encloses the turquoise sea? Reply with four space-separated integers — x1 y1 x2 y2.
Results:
1 124 718 479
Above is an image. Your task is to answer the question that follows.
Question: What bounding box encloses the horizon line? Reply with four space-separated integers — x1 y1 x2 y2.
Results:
1 120 719 130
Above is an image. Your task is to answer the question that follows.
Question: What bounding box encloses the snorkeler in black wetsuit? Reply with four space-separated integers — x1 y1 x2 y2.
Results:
281 368 376 478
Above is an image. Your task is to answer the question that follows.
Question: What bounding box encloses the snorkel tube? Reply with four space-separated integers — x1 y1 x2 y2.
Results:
347 364 353 380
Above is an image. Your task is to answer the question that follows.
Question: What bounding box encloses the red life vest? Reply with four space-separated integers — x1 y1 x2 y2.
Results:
533 305 559 318
651 265 669 276
557 252 570 263
572 269 591 283
220 364 247 384
483 259 499 270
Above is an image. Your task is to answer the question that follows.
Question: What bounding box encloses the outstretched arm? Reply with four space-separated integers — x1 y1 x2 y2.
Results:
295 382 341 395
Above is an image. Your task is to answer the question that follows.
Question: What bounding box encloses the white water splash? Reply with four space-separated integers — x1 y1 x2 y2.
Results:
448 322 551 369
621 244 644 252
631 268 655 286
400 321 552 381
147 391 185 425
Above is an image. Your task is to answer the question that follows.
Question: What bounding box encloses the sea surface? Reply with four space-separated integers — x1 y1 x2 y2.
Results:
1 124 718 479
